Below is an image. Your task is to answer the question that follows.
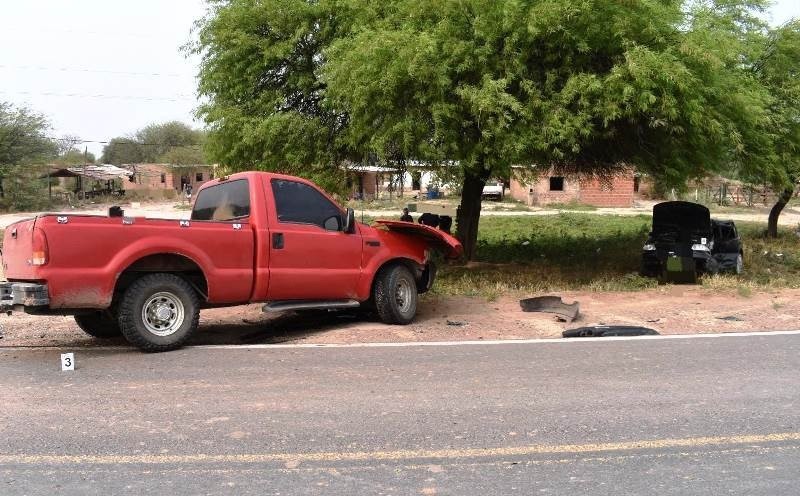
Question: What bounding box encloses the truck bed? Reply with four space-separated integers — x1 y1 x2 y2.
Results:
2 214 256 309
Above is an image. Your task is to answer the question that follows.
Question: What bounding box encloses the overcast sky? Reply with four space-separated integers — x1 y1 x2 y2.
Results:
1 0 797 159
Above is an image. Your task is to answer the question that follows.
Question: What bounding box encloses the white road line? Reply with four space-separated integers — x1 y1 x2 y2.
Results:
1 329 800 352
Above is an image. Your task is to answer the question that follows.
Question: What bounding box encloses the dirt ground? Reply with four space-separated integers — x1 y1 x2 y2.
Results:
2 288 798 348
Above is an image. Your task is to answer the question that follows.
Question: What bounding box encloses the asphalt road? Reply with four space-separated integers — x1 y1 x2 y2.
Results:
2 334 800 495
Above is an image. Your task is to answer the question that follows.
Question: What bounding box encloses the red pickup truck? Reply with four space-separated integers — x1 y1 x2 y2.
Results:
1 171 461 351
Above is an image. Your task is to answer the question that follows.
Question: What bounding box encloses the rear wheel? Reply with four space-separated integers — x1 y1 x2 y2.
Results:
118 273 200 352
373 264 417 325
74 311 121 339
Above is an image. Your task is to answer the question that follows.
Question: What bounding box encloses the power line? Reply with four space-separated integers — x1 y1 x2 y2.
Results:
0 64 185 78
16 132 204 150
56 137 204 149
1 90 196 102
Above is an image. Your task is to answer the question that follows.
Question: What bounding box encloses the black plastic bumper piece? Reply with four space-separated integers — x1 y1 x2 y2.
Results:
0 282 49 312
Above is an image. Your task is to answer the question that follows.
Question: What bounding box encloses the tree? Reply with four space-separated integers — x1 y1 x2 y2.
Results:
53 148 96 166
192 0 357 192
0 102 56 199
100 121 207 164
100 136 146 165
748 20 800 237
325 0 776 259
195 0 777 259
53 135 95 165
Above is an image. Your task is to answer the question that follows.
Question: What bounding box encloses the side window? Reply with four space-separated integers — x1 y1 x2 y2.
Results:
191 179 250 221
271 179 342 230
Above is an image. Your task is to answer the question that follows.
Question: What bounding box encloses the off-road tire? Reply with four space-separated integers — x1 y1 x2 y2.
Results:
118 273 200 352
74 311 121 339
373 264 417 325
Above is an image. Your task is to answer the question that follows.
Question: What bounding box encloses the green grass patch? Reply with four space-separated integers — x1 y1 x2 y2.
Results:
542 201 598 211
431 214 800 298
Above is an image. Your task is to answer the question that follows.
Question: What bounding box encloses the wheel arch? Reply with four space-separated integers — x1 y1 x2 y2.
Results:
114 253 209 302
369 257 427 297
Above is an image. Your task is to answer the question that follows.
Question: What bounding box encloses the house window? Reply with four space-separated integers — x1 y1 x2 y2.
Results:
549 177 564 191
196 172 204 182
160 173 166 184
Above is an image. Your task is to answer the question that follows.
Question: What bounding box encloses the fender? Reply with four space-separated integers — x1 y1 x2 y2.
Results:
372 220 463 259
354 222 462 300
110 236 215 287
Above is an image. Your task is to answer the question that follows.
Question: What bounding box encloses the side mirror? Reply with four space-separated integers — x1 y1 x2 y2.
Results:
343 208 356 234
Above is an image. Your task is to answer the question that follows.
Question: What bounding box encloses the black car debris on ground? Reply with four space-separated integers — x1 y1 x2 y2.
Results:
641 201 743 282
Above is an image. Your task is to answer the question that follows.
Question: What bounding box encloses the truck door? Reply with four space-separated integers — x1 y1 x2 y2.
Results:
266 178 363 301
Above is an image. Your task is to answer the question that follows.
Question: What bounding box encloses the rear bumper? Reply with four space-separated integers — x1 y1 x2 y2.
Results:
0 282 49 312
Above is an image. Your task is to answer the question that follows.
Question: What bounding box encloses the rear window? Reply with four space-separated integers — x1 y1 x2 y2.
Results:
191 179 250 221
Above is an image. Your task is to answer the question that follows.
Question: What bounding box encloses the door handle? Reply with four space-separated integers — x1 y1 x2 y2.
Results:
272 233 284 249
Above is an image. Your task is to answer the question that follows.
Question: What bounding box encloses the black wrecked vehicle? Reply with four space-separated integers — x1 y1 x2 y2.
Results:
640 201 743 281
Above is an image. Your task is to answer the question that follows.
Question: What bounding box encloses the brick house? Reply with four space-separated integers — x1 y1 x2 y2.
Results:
510 167 639 207
124 164 217 193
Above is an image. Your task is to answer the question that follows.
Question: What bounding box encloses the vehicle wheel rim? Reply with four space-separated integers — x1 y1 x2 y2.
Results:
395 278 413 314
141 291 185 336
736 254 743 274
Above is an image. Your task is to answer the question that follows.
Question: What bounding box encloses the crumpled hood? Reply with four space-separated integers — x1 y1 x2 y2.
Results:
372 220 463 259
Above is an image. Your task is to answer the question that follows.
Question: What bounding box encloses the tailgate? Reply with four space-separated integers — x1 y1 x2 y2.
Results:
1 218 38 280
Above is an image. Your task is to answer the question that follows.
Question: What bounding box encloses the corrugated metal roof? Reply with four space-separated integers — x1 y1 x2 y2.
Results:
65 164 133 180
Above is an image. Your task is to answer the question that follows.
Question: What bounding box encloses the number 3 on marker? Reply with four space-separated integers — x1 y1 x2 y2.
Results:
61 353 75 371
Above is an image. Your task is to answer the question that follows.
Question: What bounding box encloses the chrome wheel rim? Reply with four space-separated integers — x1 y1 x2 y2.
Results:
395 278 413 314
736 254 743 274
141 291 185 336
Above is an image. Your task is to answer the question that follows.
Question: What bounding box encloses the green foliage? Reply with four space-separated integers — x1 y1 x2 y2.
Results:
0 102 57 207
101 121 207 165
746 20 800 186
52 149 95 166
192 0 354 181
323 0 775 185
0 165 52 211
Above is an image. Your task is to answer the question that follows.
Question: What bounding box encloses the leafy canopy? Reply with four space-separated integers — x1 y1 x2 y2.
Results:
101 121 207 165
324 0 776 185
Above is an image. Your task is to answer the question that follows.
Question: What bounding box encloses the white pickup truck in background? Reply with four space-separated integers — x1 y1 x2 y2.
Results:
481 181 504 201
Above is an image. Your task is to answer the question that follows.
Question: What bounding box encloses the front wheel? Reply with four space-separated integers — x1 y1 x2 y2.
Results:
734 253 744 275
118 273 200 352
373 264 418 325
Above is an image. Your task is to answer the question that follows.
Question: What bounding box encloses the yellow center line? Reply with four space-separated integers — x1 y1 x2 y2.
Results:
1 432 798 466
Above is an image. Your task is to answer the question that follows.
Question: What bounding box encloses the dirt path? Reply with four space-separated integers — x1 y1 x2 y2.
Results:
2 288 798 349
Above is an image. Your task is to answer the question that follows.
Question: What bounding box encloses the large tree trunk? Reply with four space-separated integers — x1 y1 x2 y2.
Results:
767 186 794 238
456 168 489 261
